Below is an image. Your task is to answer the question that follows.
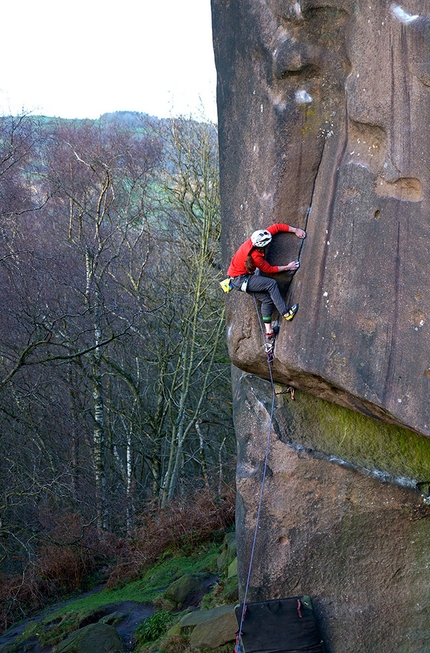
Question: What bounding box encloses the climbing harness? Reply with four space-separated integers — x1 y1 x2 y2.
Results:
220 275 250 293
240 276 250 292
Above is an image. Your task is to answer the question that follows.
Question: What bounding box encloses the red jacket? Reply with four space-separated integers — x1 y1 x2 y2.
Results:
227 223 292 277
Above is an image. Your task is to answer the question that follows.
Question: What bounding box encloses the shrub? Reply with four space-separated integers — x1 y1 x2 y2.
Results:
0 510 117 632
135 610 173 644
106 484 235 587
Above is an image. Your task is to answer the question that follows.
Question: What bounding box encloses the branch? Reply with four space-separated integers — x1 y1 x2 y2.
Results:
0 332 124 389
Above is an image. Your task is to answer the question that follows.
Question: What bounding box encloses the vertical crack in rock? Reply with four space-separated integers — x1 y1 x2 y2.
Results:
284 135 326 303
213 0 430 435
383 221 401 403
213 2 430 647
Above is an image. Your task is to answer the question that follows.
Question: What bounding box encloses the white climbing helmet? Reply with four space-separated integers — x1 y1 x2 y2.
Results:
251 229 272 248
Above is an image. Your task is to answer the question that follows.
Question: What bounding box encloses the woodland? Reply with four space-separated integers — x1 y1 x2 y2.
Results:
0 111 235 630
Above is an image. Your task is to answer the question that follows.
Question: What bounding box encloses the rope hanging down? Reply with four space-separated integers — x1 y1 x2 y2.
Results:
236 175 322 649
236 296 277 652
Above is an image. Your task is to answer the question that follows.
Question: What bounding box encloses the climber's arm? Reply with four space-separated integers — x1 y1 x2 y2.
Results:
288 226 306 239
266 223 306 239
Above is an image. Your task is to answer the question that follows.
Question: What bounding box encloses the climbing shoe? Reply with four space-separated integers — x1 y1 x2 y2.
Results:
283 303 299 321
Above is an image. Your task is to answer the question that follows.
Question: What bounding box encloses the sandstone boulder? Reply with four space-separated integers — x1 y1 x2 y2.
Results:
216 531 237 571
54 622 125 653
180 605 237 649
211 1 430 649
233 370 430 652
164 573 208 607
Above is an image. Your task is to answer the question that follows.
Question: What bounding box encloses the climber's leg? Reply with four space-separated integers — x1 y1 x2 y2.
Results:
246 275 288 316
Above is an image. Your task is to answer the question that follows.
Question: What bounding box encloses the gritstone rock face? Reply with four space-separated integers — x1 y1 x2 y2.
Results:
213 0 430 438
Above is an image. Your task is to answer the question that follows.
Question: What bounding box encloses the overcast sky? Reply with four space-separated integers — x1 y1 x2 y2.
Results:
0 0 217 122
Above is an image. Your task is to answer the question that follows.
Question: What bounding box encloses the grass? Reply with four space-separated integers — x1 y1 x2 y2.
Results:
1 532 237 653
135 610 173 645
8 538 222 651
50 539 219 616
0 486 236 650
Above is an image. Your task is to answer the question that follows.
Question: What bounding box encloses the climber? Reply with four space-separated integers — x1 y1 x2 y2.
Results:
226 223 306 342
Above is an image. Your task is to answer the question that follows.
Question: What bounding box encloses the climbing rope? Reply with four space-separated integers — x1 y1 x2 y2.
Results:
236 197 316 648
235 297 277 652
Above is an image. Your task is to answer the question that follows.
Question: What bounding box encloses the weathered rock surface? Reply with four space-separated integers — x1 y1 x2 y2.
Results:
54 623 125 653
233 371 430 652
180 605 237 649
164 573 209 608
212 2 430 646
0 602 154 653
212 0 430 438
216 531 237 571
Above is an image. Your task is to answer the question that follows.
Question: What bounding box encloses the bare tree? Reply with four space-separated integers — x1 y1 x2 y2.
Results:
37 117 161 528
0 113 234 580
146 117 232 505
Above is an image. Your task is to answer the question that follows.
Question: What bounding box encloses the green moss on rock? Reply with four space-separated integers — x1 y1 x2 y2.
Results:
282 385 430 482
239 372 430 484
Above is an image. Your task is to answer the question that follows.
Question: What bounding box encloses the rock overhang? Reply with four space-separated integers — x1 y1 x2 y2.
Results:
212 0 430 438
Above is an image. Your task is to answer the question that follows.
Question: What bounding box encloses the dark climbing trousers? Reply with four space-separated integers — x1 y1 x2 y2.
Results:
231 273 289 322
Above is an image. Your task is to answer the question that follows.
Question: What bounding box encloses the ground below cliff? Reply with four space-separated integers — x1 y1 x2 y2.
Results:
0 532 238 653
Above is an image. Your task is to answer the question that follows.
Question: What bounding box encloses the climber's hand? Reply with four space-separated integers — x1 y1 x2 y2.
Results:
285 260 300 271
295 228 306 239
